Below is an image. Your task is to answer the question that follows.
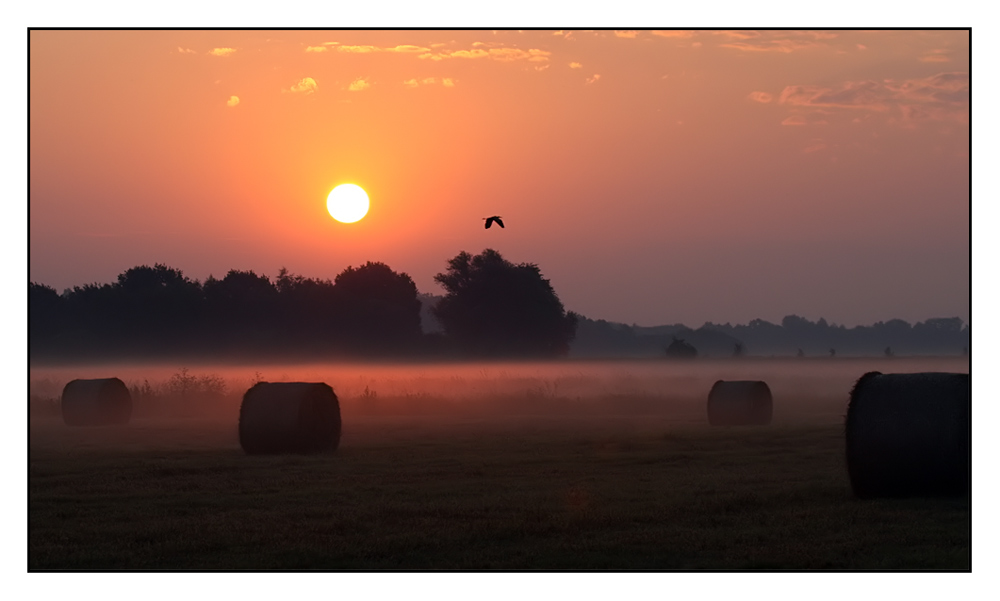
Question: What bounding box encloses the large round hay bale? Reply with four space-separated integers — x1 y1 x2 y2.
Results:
707 380 773 426
238 382 341 454
845 371 969 499
61 378 132 426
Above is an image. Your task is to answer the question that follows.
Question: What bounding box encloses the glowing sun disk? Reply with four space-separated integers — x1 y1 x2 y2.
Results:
327 184 369 223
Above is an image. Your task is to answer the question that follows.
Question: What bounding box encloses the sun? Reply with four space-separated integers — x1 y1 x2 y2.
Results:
327 184 370 223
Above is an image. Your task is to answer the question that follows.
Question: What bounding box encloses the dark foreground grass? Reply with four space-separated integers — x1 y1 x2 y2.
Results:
28 414 970 571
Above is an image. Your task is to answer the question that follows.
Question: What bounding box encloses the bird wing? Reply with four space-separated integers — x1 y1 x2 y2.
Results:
495 217 504 228
484 217 494 229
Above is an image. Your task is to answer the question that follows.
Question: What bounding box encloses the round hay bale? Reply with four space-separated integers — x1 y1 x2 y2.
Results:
707 380 773 426
238 382 341 454
61 378 132 426
845 371 969 499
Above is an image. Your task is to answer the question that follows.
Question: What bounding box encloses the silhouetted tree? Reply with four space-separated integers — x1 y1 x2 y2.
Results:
275 268 338 350
60 282 119 351
433 249 577 357
333 262 423 353
733 341 745 357
113 264 203 350
29 283 64 353
203 269 278 349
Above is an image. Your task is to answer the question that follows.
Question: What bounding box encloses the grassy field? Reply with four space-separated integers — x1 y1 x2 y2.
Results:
29 396 970 570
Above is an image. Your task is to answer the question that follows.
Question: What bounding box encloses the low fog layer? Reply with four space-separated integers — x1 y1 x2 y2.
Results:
30 357 970 427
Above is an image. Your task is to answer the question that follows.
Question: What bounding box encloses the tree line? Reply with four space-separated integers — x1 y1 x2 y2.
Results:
29 249 579 362
571 314 969 358
29 248 967 361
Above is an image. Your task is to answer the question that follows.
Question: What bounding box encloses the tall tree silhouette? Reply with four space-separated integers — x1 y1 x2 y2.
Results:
333 262 422 353
433 249 577 357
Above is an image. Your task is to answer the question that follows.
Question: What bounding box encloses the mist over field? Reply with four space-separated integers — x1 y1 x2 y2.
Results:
30 356 970 426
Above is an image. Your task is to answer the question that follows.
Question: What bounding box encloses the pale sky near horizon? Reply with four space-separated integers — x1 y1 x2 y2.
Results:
29 29 969 327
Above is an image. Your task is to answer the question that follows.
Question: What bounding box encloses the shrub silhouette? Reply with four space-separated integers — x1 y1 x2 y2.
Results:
665 336 697 359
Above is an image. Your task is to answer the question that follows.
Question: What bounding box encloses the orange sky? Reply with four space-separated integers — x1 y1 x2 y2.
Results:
29 29 969 327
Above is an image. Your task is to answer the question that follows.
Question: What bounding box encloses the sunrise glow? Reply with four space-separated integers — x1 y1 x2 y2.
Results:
28 29 969 327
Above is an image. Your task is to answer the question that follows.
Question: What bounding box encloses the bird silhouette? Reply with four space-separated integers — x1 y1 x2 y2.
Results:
483 216 504 229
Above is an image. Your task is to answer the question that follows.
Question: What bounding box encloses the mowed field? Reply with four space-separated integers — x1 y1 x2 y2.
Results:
28 357 971 570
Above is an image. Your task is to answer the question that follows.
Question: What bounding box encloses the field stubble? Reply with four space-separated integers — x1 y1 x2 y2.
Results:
28 357 970 570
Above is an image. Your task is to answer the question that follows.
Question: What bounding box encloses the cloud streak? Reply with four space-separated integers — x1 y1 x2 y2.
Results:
418 45 551 63
286 77 317 94
650 31 697 38
721 39 819 53
403 77 455 88
767 72 968 125
209 48 236 57
348 78 370 92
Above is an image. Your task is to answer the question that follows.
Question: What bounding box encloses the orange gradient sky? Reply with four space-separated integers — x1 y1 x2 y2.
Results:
29 29 969 327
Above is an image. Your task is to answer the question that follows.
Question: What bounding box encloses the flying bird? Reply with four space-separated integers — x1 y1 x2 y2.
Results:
483 216 504 229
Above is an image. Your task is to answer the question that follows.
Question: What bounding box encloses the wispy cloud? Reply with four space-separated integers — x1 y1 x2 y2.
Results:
715 31 837 53
767 72 968 126
208 47 236 57
614 31 639 39
569 62 582 69
714 31 760 41
748 91 773 103
650 31 697 38
403 77 455 88
177 47 196 54
920 49 953 63
886 72 969 103
586 74 601 85
226 95 240 107
779 81 889 111
336 45 379 53
721 39 819 53
418 46 551 63
286 77 318 94
321 43 430 54
348 78 370 92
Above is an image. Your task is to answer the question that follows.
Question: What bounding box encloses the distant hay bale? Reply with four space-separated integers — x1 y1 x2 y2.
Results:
845 371 969 499
707 380 773 426
61 378 132 426
238 382 341 454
